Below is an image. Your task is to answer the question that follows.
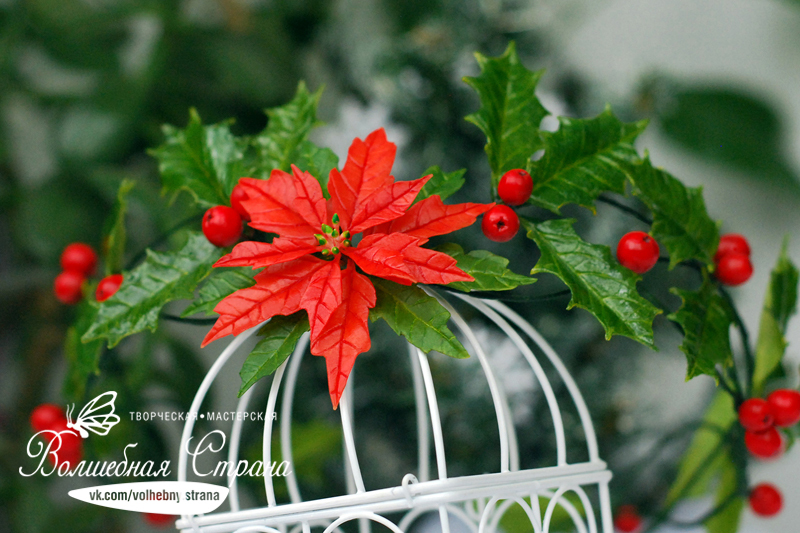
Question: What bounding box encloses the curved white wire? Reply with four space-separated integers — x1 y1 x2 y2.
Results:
229 386 256 512
280 340 307 504
322 513 405 533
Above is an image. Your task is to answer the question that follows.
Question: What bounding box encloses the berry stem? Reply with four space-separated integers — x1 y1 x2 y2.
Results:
597 195 653 226
160 313 218 325
718 286 756 398
126 214 203 269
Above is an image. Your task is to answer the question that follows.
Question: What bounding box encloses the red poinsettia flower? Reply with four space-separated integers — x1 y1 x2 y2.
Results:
202 128 492 407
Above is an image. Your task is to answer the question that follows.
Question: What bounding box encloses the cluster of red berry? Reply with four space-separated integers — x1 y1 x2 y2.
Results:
53 243 123 305
737 388 800 516
201 184 249 247
29 404 82 469
481 169 531 242
713 233 753 286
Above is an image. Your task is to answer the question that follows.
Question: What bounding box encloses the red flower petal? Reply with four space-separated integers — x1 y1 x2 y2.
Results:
328 128 396 228
302 257 343 338
214 238 319 269
348 177 429 234
239 169 326 240
370 196 494 241
344 233 473 285
202 256 331 347
310 262 376 408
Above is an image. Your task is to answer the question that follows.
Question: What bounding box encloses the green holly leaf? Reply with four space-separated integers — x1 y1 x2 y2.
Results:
370 278 469 359
752 238 799 395
181 268 256 317
464 42 548 186
102 178 135 275
83 232 223 347
666 392 737 506
239 313 309 396
294 140 339 193
629 157 720 268
415 166 466 203
63 302 104 402
435 243 536 292
254 82 324 177
669 281 734 380
151 109 248 207
523 218 660 348
528 107 647 214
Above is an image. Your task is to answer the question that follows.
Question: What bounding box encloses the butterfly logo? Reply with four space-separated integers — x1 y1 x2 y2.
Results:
65 391 121 439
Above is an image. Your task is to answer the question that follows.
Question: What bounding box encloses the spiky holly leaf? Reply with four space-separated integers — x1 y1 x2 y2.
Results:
83 232 223 347
415 166 466 203
629 157 719 268
669 281 734 380
254 82 324 177
752 239 799 395
464 42 548 186
528 108 647 214
524 218 660 347
370 278 469 359
435 243 536 292
239 313 309 396
63 302 103 402
294 140 339 193
151 109 248 207
102 178 135 275
181 268 256 317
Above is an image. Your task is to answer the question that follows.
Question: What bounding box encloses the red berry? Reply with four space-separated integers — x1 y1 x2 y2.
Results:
45 419 82 470
614 505 642 533
30 404 66 433
745 427 783 459
616 231 660 274
498 169 534 206
767 389 800 427
749 483 783 517
202 206 243 247
715 253 753 286
738 398 774 432
96 274 124 302
481 205 520 242
230 183 251 221
143 513 175 527
714 233 751 263
60 243 97 276
54 270 85 305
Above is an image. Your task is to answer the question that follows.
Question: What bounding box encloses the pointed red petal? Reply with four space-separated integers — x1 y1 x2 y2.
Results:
302 256 343 338
327 129 396 228
239 171 325 239
379 196 494 240
214 238 319 269
201 256 327 347
342 233 418 285
310 263 376 408
345 233 474 286
348 176 429 234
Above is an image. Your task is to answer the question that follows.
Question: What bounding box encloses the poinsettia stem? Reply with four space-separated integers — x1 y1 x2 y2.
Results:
160 313 218 325
434 285 570 302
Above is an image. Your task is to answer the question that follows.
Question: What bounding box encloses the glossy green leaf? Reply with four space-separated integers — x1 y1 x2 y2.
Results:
629 157 719 268
370 278 469 359
294 140 339 192
254 82 324 177
669 281 734 380
528 107 646 214
102 178 135 275
239 313 309 396
181 268 256 317
63 302 103 402
464 42 547 186
706 455 744 533
83 232 223 347
415 166 466 203
666 392 737 505
435 243 536 292
524 218 660 348
753 239 799 395
151 109 247 207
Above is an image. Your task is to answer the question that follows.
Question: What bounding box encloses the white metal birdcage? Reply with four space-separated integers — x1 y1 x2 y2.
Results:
175 290 614 533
